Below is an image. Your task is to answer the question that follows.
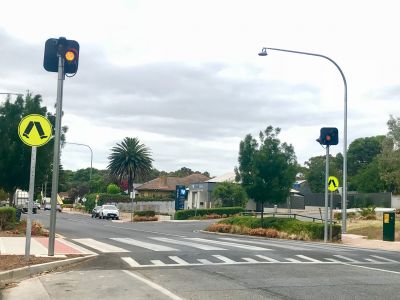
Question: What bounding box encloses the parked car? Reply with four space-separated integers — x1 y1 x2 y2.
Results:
44 203 62 212
99 205 120 220
91 206 102 218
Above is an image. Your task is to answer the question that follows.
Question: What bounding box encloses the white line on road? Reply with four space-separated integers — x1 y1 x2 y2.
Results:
370 255 399 263
150 237 226 250
212 255 236 263
242 257 259 263
198 259 213 264
324 258 342 263
285 258 302 263
187 238 271 250
121 257 141 267
72 238 129 253
169 256 190 265
219 237 307 251
339 262 400 275
255 255 279 262
151 260 166 266
123 270 184 300
105 225 187 238
333 255 360 263
296 255 322 263
112 238 179 251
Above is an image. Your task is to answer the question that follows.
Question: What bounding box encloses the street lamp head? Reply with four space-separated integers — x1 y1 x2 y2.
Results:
258 48 268 56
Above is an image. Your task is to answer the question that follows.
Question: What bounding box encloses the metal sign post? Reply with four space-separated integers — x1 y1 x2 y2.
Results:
25 146 37 258
48 43 65 256
18 115 52 258
324 146 330 243
329 190 333 242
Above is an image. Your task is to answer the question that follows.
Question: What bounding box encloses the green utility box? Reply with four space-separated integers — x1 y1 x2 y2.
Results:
383 212 395 242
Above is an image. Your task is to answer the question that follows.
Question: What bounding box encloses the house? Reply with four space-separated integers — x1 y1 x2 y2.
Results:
136 174 210 199
187 171 236 209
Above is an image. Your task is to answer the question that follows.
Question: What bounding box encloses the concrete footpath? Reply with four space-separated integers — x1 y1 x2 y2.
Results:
0 237 95 256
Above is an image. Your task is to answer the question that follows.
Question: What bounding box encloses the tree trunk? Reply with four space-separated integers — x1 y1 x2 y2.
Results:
8 192 13 206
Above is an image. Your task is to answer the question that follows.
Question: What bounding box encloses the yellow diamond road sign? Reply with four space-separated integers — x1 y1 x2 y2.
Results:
328 176 339 191
18 114 52 147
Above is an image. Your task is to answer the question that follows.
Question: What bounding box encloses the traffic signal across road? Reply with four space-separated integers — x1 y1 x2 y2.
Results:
317 127 339 146
43 37 80 74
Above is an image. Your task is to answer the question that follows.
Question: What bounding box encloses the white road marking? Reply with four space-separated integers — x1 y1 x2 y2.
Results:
150 237 226 250
169 256 190 265
213 255 236 263
121 257 141 267
187 238 271 250
324 258 342 263
339 262 400 275
198 259 214 264
256 255 279 262
112 238 178 251
123 270 184 300
365 258 382 263
242 257 259 263
285 258 302 263
333 255 360 263
73 238 129 253
105 225 187 238
370 255 399 263
220 237 307 251
151 260 166 266
296 255 322 263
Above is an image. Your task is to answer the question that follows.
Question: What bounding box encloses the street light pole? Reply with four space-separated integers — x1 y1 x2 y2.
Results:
65 142 93 192
258 47 348 233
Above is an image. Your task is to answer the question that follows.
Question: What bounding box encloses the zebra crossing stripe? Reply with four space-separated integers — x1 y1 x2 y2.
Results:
169 256 190 265
198 259 213 265
112 238 178 251
242 257 259 263
220 237 307 251
370 255 399 263
325 258 342 263
121 257 141 267
296 255 323 263
151 260 166 266
333 255 360 263
187 238 271 250
213 255 236 263
73 238 129 253
256 255 279 262
285 258 302 263
365 258 382 263
150 237 226 250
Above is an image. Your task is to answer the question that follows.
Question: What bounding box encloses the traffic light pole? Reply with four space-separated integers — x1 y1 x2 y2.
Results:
48 47 65 256
324 145 330 243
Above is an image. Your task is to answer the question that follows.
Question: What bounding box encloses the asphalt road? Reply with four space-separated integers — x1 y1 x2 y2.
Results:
7 210 400 300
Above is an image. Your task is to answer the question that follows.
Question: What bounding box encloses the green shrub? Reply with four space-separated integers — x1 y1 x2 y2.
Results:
107 183 121 195
334 212 356 220
218 216 341 240
0 207 16 230
175 207 244 220
134 210 156 217
360 206 376 218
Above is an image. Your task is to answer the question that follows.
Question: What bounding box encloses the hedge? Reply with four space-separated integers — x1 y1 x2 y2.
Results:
134 210 156 217
219 216 341 240
0 207 16 230
175 207 244 220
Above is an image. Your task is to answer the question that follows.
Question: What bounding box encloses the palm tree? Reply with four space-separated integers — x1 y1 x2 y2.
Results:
107 137 153 197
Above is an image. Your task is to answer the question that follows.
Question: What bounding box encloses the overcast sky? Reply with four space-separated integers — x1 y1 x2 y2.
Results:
1 0 399 177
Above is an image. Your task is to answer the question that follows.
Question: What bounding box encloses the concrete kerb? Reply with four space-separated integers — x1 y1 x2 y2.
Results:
0 254 97 286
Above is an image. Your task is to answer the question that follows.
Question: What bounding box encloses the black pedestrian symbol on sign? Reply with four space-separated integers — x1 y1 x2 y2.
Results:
328 179 337 188
23 121 48 139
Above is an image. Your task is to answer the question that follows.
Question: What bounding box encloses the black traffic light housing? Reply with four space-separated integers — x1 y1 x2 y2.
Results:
317 127 338 146
44 37 80 74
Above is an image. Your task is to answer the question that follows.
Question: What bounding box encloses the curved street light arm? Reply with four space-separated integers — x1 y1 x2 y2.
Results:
65 142 93 191
259 47 348 233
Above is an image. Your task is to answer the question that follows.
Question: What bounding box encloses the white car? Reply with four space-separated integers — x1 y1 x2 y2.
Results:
99 205 120 220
